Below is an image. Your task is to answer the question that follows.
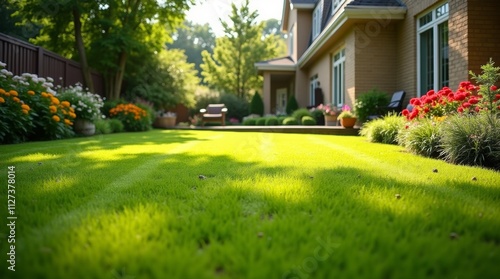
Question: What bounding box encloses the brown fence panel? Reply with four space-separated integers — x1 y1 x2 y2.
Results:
0 33 104 95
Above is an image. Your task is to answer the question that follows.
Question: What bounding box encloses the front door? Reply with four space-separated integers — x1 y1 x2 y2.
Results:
276 88 287 114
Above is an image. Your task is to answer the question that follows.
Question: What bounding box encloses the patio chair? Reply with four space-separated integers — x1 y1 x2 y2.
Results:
367 90 406 120
200 104 228 126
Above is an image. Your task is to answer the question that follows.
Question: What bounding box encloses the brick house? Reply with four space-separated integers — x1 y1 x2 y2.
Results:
255 0 500 115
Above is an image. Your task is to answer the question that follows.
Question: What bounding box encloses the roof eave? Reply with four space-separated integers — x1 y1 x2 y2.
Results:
290 3 315 10
254 64 297 72
297 6 407 68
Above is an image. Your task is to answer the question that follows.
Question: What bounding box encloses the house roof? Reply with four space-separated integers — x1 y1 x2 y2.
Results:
255 56 296 72
347 0 404 7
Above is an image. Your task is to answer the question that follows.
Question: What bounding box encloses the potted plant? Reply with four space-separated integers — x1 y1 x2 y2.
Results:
154 111 177 128
337 105 357 128
58 83 104 136
316 103 339 126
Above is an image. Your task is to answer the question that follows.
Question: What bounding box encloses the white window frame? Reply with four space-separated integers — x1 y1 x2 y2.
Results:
289 25 294 56
332 49 345 108
332 0 346 15
417 2 449 96
310 75 319 106
312 1 323 40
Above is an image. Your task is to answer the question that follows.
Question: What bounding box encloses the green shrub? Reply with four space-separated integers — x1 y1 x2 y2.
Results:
102 99 127 118
108 119 124 133
250 92 264 116
440 113 500 169
282 117 299 125
220 94 249 122
291 108 313 124
286 95 299 115
243 118 257 125
94 119 112 135
301 116 316 125
109 103 151 132
310 109 325 125
256 117 267 126
278 116 288 125
301 116 316 126
397 118 442 158
265 116 280 126
360 114 405 144
354 89 390 123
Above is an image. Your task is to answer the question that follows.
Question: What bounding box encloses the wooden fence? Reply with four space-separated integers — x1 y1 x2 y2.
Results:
0 33 104 94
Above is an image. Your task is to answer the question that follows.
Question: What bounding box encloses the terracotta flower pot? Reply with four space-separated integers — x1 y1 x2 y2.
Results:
340 117 357 128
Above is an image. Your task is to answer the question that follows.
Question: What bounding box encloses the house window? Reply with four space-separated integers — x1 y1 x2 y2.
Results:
417 2 449 96
332 49 345 108
312 1 323 39
332 0 345 15
310 75 319 106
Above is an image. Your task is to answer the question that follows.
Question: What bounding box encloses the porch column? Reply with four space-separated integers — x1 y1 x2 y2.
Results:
263 72 272 115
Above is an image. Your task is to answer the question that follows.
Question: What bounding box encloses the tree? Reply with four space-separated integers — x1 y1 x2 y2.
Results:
250 92 264 116
200 0 285 98
168 21 216 83
10 0 192 100
124 47 199 110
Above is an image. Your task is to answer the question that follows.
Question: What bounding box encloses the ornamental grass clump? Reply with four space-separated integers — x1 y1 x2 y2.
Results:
109 103 151 132
397 118 443 158
360 113 405 144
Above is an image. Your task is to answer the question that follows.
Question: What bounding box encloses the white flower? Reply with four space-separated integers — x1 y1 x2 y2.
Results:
47 77 54 82
38 77 46 83
0 61 6 67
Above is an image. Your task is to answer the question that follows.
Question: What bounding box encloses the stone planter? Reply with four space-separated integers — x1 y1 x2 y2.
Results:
324 115 338 126
154 116 177 128
73 119 95 136
340 117 357 128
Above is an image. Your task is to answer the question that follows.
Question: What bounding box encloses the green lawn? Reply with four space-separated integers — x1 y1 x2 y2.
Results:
1 130 499 279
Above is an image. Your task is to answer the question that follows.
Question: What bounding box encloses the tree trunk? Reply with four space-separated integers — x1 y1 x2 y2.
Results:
72 7 94 93
104 51 128 100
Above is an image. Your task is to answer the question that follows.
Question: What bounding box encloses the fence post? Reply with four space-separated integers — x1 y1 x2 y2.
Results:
37 46 43 76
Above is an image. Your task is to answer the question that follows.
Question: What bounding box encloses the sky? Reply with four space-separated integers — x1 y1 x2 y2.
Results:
186 0 284 36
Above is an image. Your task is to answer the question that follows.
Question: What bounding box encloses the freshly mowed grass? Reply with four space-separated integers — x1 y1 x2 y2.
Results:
0 130 499 279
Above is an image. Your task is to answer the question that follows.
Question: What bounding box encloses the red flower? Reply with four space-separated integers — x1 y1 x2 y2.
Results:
469 98 479 104
475 106 481 112
402 109 409 116
458 107 464 113
462 102 471 108
427 90 435 96
490 85 498 91
495 94 500 101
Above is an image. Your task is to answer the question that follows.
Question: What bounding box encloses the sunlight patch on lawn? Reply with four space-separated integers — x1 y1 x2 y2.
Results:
40 175 78 193
9 152 62 163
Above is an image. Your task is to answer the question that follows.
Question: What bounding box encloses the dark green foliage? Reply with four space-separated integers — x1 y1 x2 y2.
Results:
219 94 249 122
243 118 257 125
94 119 112 135
291 108 313 124
440 113 500 169
108 119 124 133
354 89 390 123
278 116 288 125
256 117 267 126
286 95 299 115
396 118 442 157
250 92 264 116
282 117 299 125
301 116 317 126
265 116 280 126
310 109 325 125
360 114 405 145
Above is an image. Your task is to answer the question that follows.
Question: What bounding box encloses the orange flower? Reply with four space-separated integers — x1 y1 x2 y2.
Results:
52 115 60 122
61 101 70 108
0 88 5 94
41 92 48 98
22 109 29 115
49 105 58 114
0 97 5 103
69 112 76 119
27 90 35 96
21 104 30 111
9 90 18 97
12 97 20 103
64 119 73 126
51 97 60 105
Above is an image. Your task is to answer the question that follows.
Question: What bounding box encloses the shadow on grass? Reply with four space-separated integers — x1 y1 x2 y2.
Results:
1 130 499 279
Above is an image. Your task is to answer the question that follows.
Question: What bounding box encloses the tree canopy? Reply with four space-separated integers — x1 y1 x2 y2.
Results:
200 0 286 98
10 0 193 100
